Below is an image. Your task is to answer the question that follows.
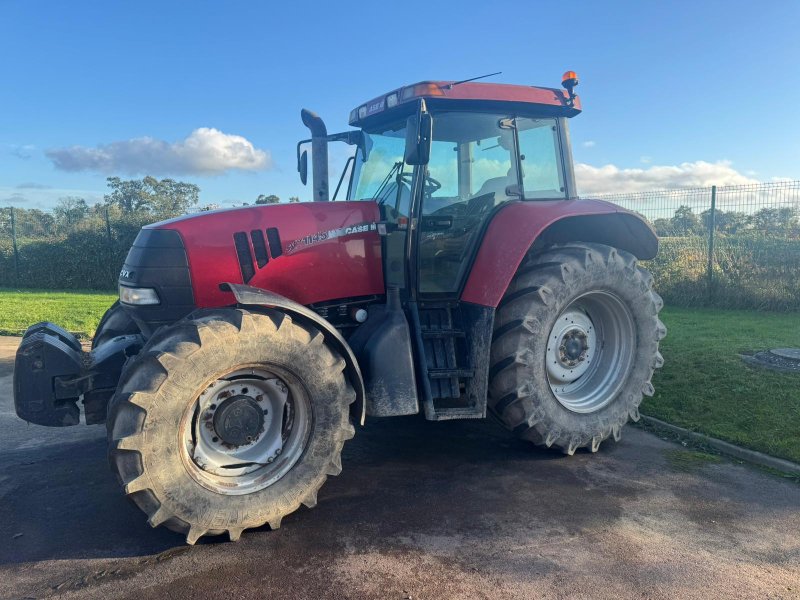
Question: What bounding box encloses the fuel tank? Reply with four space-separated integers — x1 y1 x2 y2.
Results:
118 201 385 332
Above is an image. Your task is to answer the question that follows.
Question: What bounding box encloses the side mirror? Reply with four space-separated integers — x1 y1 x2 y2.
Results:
404 109 432 166
298 150 308 185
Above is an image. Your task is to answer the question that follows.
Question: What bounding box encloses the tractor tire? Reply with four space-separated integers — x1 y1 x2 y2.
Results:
92 301 140 349
107 308 355 544
488 242 666 455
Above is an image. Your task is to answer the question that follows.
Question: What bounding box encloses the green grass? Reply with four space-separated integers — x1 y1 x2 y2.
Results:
648 306 800 464
0 289 798 463
0 288 117 338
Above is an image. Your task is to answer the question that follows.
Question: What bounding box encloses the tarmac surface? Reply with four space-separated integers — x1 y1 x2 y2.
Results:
1 335 798 599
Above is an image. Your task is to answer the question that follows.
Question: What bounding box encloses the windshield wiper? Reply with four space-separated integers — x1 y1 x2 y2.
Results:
372 161 404 204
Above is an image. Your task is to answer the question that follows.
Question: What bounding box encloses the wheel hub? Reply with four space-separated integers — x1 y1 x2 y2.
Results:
545 292 636 414
547 310 595 385
560 329 589 365
184 370 307 487
212 395 265 447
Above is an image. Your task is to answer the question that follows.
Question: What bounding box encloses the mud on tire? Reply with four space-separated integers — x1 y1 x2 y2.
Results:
489 242 666 455
107 308 355 544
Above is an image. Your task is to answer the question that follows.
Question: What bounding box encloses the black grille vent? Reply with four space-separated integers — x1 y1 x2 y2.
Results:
233 228 283 283
233 232 255 283
267 227 283 258
250 230 269 268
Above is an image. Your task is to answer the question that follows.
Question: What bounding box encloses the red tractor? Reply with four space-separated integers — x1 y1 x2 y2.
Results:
14 72 665 544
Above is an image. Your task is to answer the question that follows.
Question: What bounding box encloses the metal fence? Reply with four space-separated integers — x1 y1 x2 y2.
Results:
0 206 153 290
595 180 800 310
1 180 799 310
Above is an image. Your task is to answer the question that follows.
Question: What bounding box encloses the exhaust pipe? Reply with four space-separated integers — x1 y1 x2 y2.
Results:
301 109 329 202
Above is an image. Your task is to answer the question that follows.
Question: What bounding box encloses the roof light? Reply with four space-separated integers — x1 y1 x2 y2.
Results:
561 71 579 107
386 93 398 108
358 105 367 119
400 82 445 101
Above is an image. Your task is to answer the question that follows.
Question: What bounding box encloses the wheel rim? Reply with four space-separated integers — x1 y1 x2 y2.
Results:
180 366 311 495
546 291 636 414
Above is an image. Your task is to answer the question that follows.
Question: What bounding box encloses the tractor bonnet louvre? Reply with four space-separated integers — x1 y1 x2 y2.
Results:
250 230 269 268
234 228 284 284
233 232 256 283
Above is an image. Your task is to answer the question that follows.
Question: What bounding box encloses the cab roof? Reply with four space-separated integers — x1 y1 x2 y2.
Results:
349 80 582 128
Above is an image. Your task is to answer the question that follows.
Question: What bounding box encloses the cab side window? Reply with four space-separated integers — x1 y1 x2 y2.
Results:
516 118 565 199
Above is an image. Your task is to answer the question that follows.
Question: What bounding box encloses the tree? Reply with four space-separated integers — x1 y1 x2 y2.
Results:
54 196 89 227
652 218 674 237
256 194 280 205
669 205 702 235
104 176 199 216
289 196 300 203
6 208 56 237
700 209 749 234
749 206 798 234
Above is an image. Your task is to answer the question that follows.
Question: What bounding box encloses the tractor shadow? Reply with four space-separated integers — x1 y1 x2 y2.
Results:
0 414 572 564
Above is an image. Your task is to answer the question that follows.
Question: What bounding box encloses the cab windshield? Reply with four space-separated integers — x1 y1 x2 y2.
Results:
349 120 411 209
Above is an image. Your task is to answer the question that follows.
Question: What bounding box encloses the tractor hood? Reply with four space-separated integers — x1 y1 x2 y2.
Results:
118 201 384 332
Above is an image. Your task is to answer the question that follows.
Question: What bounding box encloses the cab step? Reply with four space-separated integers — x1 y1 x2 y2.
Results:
410 302 493 421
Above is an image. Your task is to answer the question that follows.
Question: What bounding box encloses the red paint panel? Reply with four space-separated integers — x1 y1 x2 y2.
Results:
154 201 384 308
434 81 581 111
460 200 623 307
353 80 581 126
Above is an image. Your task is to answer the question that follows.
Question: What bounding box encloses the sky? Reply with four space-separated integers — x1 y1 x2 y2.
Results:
1 0 799 209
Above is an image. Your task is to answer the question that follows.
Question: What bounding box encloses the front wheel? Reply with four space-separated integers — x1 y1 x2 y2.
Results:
107 308 355 543
489 242 666 455
92 301 140 349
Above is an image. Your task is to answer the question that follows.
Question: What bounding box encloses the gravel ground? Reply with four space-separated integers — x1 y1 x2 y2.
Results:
1 336 798 600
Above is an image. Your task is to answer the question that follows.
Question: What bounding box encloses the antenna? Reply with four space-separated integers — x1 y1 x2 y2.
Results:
445 71 502 89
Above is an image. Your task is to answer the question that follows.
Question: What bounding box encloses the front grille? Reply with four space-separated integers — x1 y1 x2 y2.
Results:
118 228 195 333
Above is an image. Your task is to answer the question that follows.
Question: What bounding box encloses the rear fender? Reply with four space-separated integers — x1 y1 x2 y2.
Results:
461 200 658 307
222 283 366 425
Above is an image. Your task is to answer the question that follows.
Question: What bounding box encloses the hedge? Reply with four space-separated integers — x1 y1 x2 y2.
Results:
1 226 798 311
0 218 146 290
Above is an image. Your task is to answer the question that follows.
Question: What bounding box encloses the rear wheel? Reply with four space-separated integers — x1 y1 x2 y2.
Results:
107 308 355 543
489 242 666 454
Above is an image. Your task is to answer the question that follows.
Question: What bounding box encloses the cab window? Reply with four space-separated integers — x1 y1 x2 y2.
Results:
417 112 519 294
516 117 565 199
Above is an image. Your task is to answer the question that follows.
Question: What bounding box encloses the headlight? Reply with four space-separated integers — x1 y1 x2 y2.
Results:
119 285 160 306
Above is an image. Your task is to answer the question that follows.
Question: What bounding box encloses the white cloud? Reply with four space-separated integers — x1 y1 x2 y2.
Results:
581 140 596 148
576 160 759 195
46 128 272 176
639 155 652 164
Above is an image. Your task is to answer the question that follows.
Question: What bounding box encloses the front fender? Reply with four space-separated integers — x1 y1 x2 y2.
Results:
222 283 366 425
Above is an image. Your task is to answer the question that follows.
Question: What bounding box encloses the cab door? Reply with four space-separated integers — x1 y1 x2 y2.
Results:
415 113 520 297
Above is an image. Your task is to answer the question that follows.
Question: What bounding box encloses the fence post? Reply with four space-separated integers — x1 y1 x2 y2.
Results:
104 207 116 287
707 185 717 303
10 207 20 285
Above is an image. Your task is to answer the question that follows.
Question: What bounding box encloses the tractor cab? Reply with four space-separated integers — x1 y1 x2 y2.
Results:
297 78 580 298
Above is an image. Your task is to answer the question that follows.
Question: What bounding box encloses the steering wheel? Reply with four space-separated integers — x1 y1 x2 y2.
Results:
398 172 442 196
